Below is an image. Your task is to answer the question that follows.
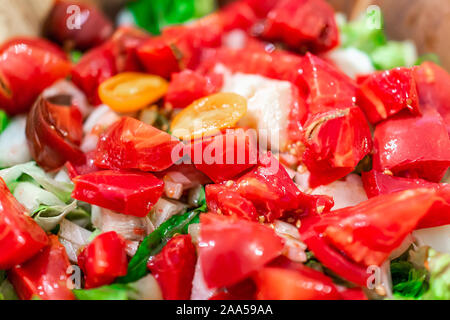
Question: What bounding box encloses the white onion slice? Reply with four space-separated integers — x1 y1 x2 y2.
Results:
413 225 450 254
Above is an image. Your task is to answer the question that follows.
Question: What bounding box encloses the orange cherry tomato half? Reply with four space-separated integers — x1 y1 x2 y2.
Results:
98 72 168 113
170 92 247 140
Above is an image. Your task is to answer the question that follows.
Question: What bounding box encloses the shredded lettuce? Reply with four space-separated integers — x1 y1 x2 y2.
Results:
423 250 450 300
14 181 65 212
371 41 417 70
32 201 78 232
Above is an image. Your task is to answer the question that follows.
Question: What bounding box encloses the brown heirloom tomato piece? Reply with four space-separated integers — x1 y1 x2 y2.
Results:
26 94 84 171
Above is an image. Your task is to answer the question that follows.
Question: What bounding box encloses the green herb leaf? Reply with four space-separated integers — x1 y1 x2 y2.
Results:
0 110 10 134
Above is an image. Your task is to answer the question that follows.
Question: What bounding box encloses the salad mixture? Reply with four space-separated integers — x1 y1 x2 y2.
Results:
0 0 450 301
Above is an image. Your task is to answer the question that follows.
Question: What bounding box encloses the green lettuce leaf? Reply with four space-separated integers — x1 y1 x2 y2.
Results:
0 110 9 134
423 250 450 300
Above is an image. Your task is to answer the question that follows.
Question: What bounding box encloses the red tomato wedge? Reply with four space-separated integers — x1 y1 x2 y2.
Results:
300 188 439 286
262 0 339 53
8 235 75 300
147 234 197 300
373 108 450 182
414 61 450 135
357 67 420 124
94 117 183 172
72 170 164 217
0 178 48 270
254 258 341 300
78 231 128 289
190 131 258 183
0 37 70 115
362 170 450 229
198 214 283 289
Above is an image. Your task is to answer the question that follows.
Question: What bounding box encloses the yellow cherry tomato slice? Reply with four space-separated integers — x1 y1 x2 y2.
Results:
170 92 247 140
98 72 168 113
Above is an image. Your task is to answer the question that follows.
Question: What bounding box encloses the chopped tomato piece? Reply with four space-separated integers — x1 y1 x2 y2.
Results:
8 235 75 300
165 70 223 109
0 178 48 270
414 61 450 135
300 188 440 286
262 0 339 53
170 93 247 141
78 231 128 288
357 67 420 124
0 37 70 115
147 234 196 300
300 53 372 187
198 214 283 289
362 170 450 229
98 72 168 113
26 95 84 171
72 170 164 217
95 117 183 172
190 131 258 183
254 257 341 300
373 109 450 182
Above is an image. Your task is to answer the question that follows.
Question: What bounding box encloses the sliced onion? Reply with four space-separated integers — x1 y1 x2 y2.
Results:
125 240 140 257
0 116 32 167
150 198 187 228
273 220 307 263
59 219 92 247
191 259 216 300
188 223 200 244
273 220 301 239
83 104 120 135
128 274 163 300
91 206 154 241
390 234 414 260
294 166 311 192
43 79 92 117
59 237 80 263
188 185 203 207
223 29 247 49
163 179 183 200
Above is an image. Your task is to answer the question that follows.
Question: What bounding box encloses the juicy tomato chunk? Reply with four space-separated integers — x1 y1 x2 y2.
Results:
0 178 48 270
190 131 258 183
198 214 283 289
170 93 247 140
72 170 164 217
0 37 70 115
8 235 75 300
78 231 127 289
165 70 223 109
95 117 183 172
26 95 84 171
362 170 450 229
147 234 197 300
98 72 168 113
136 36 181 79
45 0 113 50
262 0 339 53
300 53 372 187
254 257 341 300
357 67 420 124
373 109 450 182
414 61 450 135
300 188 440 285
206 184 259 221
205 153 333 222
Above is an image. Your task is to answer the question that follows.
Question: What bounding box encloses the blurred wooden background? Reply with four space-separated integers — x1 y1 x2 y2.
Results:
0 0 449 70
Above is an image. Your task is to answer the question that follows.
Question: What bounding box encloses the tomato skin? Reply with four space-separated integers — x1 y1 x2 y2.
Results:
254 259 341 300
165 70 223 109
0 178 48 270
8 235 75 300
147 235 196 300
72 170 164 217
362 170 450 229
300 53 372 187
373 109 450 182
0 38 70 115
78 231 128 289
26 95 84 171
357 67 420 124
414 61 450 135
300 189 439 286
95 117 182 172
191 132 258 183
198 214 283 289
262 0 339 53
45 0 113 50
